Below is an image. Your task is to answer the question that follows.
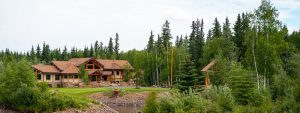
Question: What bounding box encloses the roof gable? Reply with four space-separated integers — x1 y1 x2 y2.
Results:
32 64 60 73
97 59 133 70
61 64 79 74
52 61 74 71
68 58 92 66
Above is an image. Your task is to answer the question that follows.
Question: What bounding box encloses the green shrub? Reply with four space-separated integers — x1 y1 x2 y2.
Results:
154 89 210 113
203 86 235 112
143 92 158 113
0 59 90 112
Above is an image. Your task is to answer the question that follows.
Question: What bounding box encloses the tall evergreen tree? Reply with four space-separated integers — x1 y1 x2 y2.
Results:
233 14 244 62
94 41 99 57
223 17 232 40
62 46 68 60
207 29 213 41
156 35 163 56
83 46 89 58
41 42 46 62
90 44 94 57
189 19 205 68
41 42 50 63
161 20 172 50
114 33 120 59
30 45 36 61
99 42 104 58
175 36 180 47
108 37 114 59
71 47 76 58
147 31 155 52
212 18 222 38
178 35 183 47
36 44 41 61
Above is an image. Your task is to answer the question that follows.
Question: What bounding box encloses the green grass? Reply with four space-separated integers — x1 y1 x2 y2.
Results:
52 87 170 97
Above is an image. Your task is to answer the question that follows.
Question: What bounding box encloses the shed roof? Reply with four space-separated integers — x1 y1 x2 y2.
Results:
201 60 216 72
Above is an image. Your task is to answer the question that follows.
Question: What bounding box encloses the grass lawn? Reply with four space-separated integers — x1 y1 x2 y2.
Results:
52 87 170 97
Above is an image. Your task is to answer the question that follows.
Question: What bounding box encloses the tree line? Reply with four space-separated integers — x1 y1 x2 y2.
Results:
0 0 300 112
0 0 299 90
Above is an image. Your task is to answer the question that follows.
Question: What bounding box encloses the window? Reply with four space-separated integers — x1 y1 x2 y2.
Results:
74 75 78 79
55 74 60 80
37 74 41 80
64 75 68 79
94 65 100 69
87 64 93 69
116 71 120 75
46 74 51 80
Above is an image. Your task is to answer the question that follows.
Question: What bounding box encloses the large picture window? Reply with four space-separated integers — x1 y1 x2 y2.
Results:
46 74 51 80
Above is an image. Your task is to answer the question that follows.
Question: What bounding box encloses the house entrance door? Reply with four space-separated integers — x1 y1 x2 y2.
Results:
91 75 97 81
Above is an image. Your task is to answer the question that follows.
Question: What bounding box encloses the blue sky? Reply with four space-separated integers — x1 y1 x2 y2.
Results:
0 0 299 52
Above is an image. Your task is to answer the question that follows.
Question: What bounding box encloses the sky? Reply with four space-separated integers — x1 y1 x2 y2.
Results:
0 0 300 52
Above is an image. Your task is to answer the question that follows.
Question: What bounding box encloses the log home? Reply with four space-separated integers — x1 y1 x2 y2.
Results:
32 58 133 87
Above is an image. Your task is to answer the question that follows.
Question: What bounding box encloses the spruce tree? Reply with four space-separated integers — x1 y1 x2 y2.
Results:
233 14 243 62
30 45 36 61
147 31 154 52
175 36 179 47
156 35 163 56
161 20 172 50
94 41 99 57
71 47 76 58
207 29 213 41
223 17 232 40
212 18 222 38
83 46 89 58
114 33 120 59
178 35 183 47
62 46 68 60
90 44 94 57
41 42 46 62
189 19 205 68
108 37 114 59
178 58 198 92
228 63 255 105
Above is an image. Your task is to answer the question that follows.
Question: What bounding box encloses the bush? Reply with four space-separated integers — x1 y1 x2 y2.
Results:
203 86 235 112
143 92 158 113
154 89 210 113
0 59 90 112
228 63 255 105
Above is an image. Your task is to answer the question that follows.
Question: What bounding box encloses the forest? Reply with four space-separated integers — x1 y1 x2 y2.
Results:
0 0 300 112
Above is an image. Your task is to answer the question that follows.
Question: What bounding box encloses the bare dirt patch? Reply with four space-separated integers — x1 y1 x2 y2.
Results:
90 92 150 107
